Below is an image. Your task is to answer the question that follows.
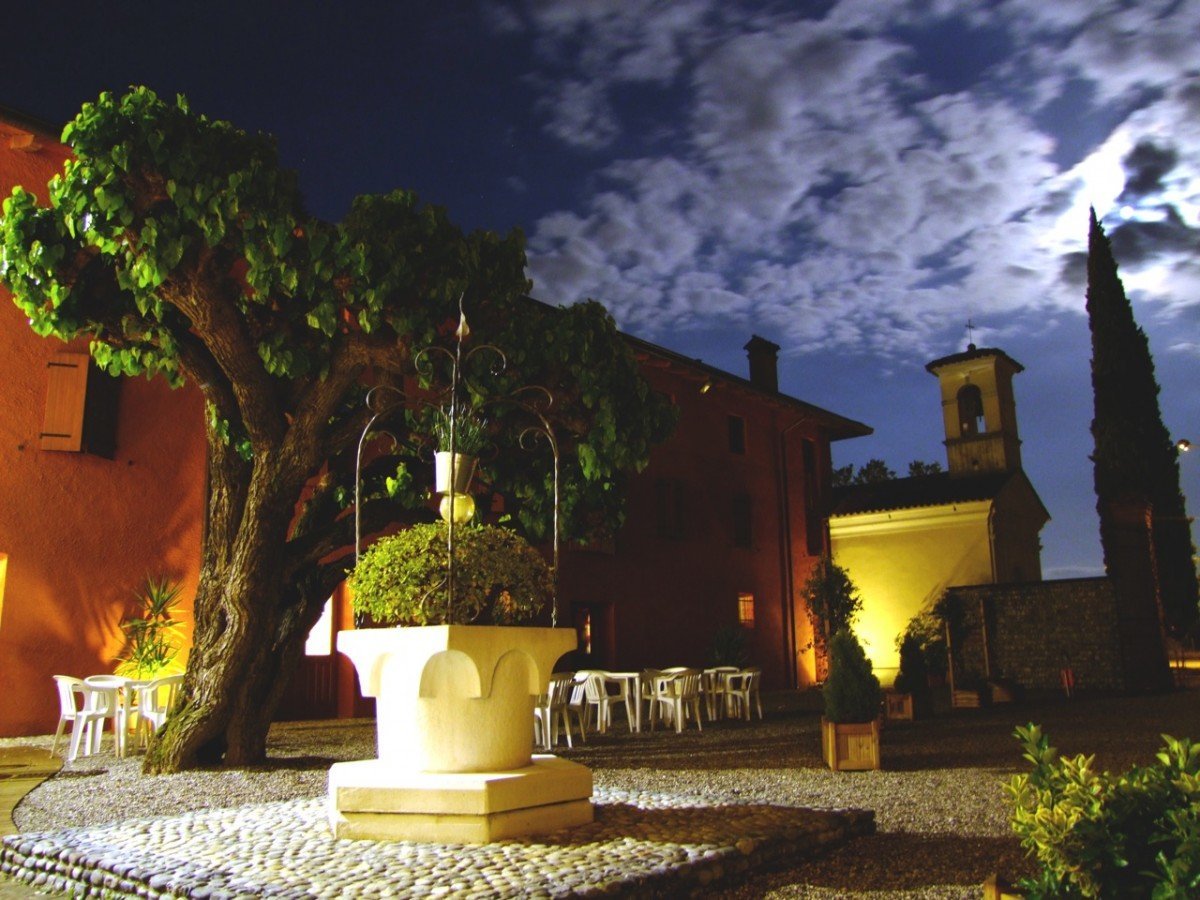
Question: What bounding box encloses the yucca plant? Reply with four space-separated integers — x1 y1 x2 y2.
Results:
115 576 183 680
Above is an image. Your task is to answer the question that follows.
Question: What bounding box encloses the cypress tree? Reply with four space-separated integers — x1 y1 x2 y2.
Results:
1087 208 1199 637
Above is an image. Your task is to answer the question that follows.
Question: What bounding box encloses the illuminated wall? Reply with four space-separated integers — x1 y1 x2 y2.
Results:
0 113 204 736
830 500 995 685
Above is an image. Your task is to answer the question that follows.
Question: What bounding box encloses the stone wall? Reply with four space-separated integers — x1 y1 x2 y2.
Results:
946 578 1125 692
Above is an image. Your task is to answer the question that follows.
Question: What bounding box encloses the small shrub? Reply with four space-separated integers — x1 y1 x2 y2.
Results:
1006 723 1200 898
350 523 550 626
822 628 881 723
892 630 930 696
710 625 749 667
115 575 183 680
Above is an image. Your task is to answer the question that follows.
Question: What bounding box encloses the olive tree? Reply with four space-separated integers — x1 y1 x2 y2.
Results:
0 87 675 772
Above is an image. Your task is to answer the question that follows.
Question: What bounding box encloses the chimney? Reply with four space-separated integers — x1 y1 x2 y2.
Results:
744 335 780 392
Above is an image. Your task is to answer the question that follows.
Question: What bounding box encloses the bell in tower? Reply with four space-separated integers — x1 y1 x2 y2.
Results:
925 344 1025 476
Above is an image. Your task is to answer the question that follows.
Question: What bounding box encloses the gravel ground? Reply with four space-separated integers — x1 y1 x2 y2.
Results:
8 687 1198 898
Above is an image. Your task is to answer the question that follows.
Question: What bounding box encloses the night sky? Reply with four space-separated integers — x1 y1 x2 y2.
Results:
3 1 1198 579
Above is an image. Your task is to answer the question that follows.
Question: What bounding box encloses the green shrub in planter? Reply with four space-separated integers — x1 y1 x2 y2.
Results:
822 628 881 724
1006 723 1200 898
350 523 551 626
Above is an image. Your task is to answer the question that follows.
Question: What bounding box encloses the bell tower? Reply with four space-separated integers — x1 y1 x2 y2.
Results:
925 345 1024 476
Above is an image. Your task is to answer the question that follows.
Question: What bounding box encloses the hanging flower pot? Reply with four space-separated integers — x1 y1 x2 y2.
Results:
434 450 477 494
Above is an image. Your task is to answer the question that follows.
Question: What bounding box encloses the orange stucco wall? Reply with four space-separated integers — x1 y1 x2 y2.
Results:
0 120 205 736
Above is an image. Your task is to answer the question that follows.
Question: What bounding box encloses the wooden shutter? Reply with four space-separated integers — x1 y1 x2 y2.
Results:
40 353 89 452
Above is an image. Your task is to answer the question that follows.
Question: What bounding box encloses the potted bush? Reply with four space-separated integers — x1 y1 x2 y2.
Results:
430 405 488 494
332 522 590 842
821 628 882 771
886 626 932 721
115 575 184 680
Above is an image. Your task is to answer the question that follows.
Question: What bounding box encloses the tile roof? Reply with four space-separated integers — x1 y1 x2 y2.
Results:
830 471 1015 516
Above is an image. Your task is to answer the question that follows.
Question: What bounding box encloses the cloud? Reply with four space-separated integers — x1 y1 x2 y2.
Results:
514 0 1200 358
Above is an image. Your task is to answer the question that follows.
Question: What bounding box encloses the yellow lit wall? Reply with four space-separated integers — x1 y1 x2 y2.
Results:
830 500 994 685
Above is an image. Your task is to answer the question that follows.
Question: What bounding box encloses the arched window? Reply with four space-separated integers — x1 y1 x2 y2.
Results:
957 384 984 436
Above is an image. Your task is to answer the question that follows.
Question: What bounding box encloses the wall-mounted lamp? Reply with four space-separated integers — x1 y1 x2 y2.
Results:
699 378 713 394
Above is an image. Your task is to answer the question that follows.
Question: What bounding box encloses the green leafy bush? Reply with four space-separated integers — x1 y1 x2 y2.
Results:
350 523 550 626
802 557 863 665
822 628 881 723
1006 723 1200 898
115 575 183 679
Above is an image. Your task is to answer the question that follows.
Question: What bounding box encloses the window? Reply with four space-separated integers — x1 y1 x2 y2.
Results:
957 384 984 436
655 478 685 540
737 592 755 627
728 415 746 454
732 494 753 548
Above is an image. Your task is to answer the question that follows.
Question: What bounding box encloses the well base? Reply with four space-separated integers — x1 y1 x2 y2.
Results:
328 755 594 842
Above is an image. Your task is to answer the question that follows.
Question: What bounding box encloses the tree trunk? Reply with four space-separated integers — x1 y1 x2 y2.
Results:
143 452 330 773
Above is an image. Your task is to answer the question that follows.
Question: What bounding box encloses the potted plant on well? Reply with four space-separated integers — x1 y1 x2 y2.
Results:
332 521 590 842
821 628 883 771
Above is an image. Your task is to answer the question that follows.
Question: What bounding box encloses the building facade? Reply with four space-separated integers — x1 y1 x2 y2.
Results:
0 108 869 735
829 346 1049 684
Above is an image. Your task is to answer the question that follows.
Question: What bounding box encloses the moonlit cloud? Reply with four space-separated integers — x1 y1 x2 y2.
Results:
503 0 1200 359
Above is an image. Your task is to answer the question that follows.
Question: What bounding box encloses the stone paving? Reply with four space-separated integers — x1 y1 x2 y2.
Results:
0 785 872 898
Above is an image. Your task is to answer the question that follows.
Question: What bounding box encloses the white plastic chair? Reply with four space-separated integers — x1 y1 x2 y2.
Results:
649 668 704 733
50 675 87 759
575 671 610 734
534 672 576 751
726 667 764 721
702 666 739 721
70 678 124 761
135 674 183 746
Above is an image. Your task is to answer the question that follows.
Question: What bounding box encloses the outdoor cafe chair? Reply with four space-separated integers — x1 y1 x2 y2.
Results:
726 667 764 721
50 675 87 759
69 676 127 761
701 666 739 721
534 672 577 751
648 668 704 733
135 674 183 748
576 670 630 734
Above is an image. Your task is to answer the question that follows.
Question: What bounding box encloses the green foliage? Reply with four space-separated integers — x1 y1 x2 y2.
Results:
1006 723 1200 898
1087 211 1199 637
428 405 489 455
899 612 947 681
892 630 930 696
349 523 551 626
803 557 863 660
710 625 750 667
906 459 943 477
833 459 941 487
822 628 881 724
115 575 183 680
0 85 674 551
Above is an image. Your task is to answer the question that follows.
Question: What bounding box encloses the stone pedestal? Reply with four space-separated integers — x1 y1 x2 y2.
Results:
329 625 593 842
329 754 593 842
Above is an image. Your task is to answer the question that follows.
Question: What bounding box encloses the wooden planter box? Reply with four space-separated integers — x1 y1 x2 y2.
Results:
884 691 913 721
951 689 984 708
821 717 880 771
